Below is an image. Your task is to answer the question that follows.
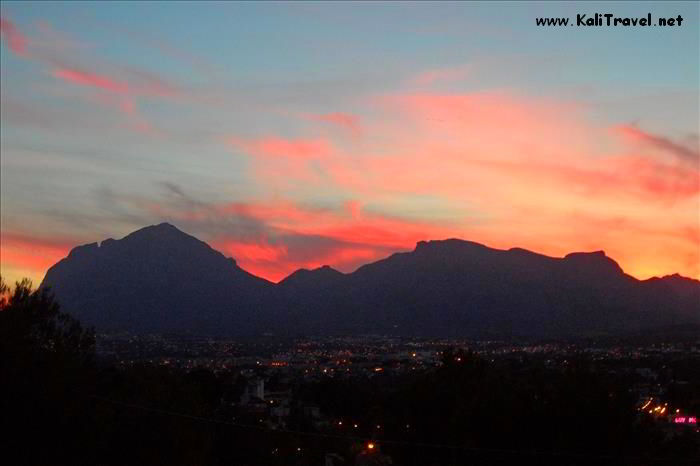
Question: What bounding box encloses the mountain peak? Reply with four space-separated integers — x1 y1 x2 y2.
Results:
66 223 198 259
153 221 179 230
317 264 338 272
647 273 700 285
41 222 273 334
564 250 607 259
280 264 344 286
128 222 185 237
563 250 623 274
117 222 213 251
414 238 489 252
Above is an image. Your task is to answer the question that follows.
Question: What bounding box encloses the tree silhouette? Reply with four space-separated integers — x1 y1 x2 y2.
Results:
0 276 95 360
0 276 96 464
0 276 214 465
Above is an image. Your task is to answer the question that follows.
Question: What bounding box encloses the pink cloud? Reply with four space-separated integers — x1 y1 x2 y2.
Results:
52 67 178 99
53 67 131 93
224 90 698 280
2 16 180 99
0 17 28 55
1 15 179 137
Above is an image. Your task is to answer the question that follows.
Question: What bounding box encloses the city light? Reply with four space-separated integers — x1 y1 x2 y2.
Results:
60 333 700 461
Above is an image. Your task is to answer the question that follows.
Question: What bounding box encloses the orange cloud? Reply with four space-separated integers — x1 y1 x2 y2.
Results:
337 92 697 204
141 194 453 282
0 232 77 286
228 136 333 160
220 199 450 245
213 236 385 283
226 136 337 190
471 155 699 202
217 239 288 263
214 240 381 283
222 90 697 279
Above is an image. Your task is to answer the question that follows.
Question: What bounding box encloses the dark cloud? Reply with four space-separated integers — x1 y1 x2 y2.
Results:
619 125 699 164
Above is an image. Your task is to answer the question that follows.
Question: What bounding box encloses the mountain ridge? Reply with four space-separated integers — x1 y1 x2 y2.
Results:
40 223 700 337
53 223 697 285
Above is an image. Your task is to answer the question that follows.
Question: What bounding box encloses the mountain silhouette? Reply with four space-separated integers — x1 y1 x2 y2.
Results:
41 223 274 335
40 224 699 337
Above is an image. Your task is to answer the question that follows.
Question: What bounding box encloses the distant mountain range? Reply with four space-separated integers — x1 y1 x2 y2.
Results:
40 223 699 338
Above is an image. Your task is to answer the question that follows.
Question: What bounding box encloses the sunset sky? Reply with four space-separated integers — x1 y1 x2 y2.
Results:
1 1 698 285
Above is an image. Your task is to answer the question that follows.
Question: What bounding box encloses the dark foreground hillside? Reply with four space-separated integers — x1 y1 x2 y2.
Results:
2 278 698 465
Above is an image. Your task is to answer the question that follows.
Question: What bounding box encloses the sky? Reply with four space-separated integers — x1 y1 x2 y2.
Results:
1 1 698 285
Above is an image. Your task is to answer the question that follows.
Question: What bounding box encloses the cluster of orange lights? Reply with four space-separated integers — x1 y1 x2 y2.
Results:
639 399 697 422
640 399 668 416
